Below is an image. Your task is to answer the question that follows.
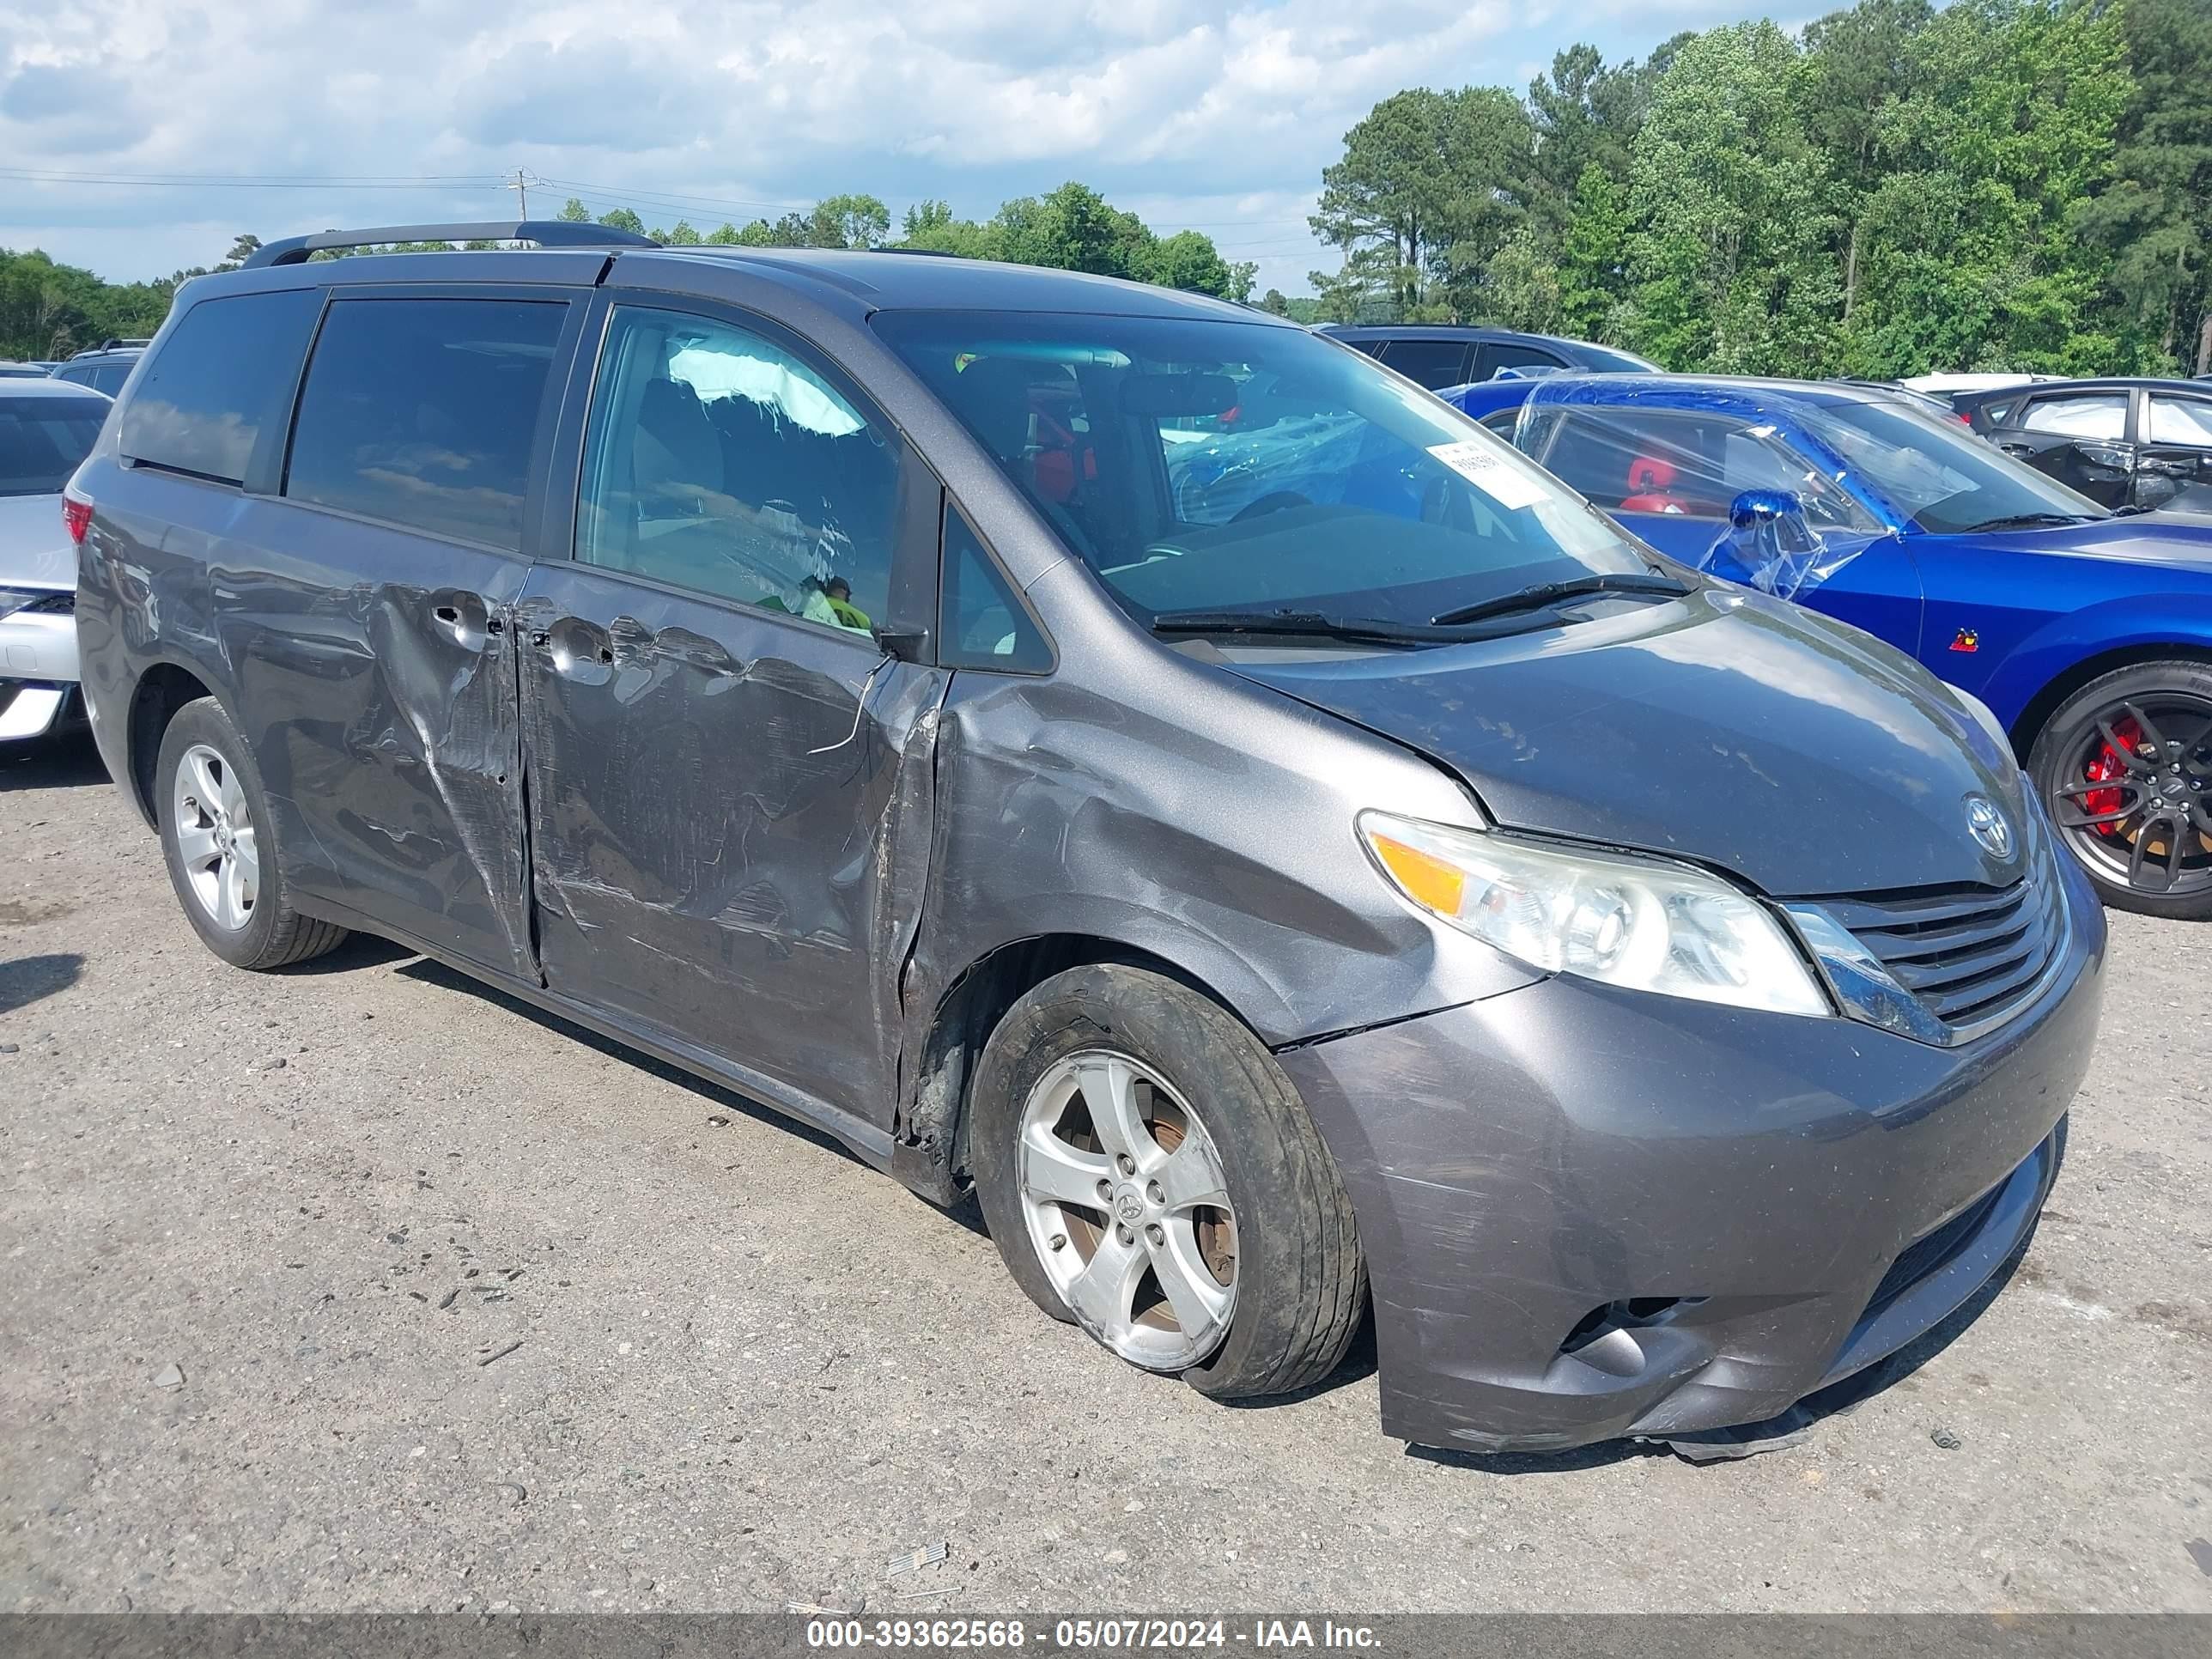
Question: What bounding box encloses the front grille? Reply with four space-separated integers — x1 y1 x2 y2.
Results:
1815 837 2065 1036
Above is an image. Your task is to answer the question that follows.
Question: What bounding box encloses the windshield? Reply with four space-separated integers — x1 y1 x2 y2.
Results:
0 398 105 497
872 310 1656 630
1804 396 2106 534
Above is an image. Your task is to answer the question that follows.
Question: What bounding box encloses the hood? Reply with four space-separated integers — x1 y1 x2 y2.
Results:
1224 587 2029 898
0 492 72 588
1968 510 2212 568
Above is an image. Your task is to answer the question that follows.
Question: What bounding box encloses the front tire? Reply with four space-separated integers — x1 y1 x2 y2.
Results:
2029 660 2212 921
970 964 1365 1401
155 697 349 969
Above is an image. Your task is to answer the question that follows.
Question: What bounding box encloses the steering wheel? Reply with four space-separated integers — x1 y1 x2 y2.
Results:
1231 491 1312 523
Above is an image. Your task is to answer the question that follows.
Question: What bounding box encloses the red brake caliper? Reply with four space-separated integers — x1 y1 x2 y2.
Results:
2081 716 2142 837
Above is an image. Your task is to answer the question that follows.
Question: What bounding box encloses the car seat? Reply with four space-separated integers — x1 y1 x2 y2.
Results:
1620 456 1688 514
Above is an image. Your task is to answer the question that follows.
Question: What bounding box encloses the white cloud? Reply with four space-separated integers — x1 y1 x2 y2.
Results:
0 0 1759 293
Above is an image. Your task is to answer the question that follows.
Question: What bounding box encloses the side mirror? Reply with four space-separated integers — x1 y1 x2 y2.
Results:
1708 490 1826 600
1728 489 1814 544
872 624 930 664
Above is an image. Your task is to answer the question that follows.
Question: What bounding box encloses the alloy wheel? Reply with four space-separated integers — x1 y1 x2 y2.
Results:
2048 694 2212 896
1015 1050 1239 1371
172 743 259 931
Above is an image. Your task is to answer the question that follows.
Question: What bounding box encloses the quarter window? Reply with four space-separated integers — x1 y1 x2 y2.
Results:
120 290 321 483
940 507 1050 672
285 296 567 550
2018 393 2126 441
574 306 898 635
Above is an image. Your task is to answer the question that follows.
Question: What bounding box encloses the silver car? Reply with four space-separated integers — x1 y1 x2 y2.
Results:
1 377 107 741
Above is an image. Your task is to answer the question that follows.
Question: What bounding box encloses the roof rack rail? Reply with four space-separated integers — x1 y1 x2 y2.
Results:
244 221 659 269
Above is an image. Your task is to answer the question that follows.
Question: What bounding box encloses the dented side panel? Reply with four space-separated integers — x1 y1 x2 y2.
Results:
515 565 948 1126
898 558 1548 1109
78 471 538 979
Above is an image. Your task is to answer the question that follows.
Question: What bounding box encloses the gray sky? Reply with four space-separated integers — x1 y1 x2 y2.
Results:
2 0 1770 295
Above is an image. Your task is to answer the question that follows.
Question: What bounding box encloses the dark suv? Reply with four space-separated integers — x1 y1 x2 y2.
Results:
69 221 2100 1454
1317 325 1657 390
51 340 148 398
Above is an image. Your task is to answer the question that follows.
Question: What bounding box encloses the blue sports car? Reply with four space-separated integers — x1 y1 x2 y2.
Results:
1443 373 2212 919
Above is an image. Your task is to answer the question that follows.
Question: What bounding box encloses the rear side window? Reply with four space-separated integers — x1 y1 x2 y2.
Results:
1378 338 1472 389
2018 392 2126 441
0 397 106 496
1472 341 1565 381
120 289 321 483
285 297 567 550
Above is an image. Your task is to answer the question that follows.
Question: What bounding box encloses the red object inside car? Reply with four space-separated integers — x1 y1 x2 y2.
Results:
1620 457 1686 514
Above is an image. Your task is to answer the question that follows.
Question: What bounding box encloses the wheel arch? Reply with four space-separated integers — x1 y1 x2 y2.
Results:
890 932 1249 1206
122 658 226 830
2006 641 2212 757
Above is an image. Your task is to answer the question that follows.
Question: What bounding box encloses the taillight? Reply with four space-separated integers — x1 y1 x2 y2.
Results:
62 491 92 545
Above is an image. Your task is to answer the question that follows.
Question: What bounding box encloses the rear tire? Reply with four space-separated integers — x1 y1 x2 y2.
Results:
2028 660 2212 921
155 697 349 969
969 963 1365 1401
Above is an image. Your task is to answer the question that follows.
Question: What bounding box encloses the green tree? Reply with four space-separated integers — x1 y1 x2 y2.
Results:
1144 228 1231 295
596 207 646 234
1556 165 1632 339
1476 228 1563 331
810 194 892 249
1622 21 1843 372
1260 288 1291 315
1839 0 2130 374
556 198 592 223
2078 0 2212 371
1310 87 1540 319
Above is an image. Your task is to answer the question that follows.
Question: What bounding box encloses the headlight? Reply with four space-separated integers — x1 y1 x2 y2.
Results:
0 586 42 620
1359 811 1832 1018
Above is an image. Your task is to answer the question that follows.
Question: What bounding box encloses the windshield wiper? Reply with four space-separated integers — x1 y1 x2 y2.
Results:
1429 571 1691 628
1960 511 2088 532
1147 608 1452 647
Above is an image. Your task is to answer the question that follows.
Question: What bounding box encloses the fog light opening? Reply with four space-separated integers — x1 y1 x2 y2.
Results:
1557 1297 1706 1377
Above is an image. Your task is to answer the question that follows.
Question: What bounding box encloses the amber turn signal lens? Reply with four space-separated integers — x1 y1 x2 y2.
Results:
1370 832 1466 916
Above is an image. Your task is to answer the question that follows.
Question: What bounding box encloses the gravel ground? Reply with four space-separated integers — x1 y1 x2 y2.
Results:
3 733 2209 1616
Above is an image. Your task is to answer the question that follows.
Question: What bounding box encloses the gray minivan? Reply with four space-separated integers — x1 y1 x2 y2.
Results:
70 222 2104 1453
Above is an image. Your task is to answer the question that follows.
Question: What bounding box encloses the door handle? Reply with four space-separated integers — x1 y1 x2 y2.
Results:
427 588 494 648
538 616 617 684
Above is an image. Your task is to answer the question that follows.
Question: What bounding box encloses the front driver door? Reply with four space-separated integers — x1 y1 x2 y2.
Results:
516 300 947 1126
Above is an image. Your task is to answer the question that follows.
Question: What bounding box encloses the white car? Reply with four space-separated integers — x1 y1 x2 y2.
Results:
1 377 108 741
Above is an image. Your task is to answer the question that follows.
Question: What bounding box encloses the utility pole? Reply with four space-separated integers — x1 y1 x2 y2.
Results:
507 168 536 222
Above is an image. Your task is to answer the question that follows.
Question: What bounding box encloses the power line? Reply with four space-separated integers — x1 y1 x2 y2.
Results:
0 167 501 191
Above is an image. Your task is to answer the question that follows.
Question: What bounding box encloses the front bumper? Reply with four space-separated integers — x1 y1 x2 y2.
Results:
0 599 80 741
1278 850 2106 1453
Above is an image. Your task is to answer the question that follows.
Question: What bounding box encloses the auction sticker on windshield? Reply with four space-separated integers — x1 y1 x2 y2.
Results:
1426 441 1547 510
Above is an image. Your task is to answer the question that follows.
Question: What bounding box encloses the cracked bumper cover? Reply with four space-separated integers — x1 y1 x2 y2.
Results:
1276 850 2106 1454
